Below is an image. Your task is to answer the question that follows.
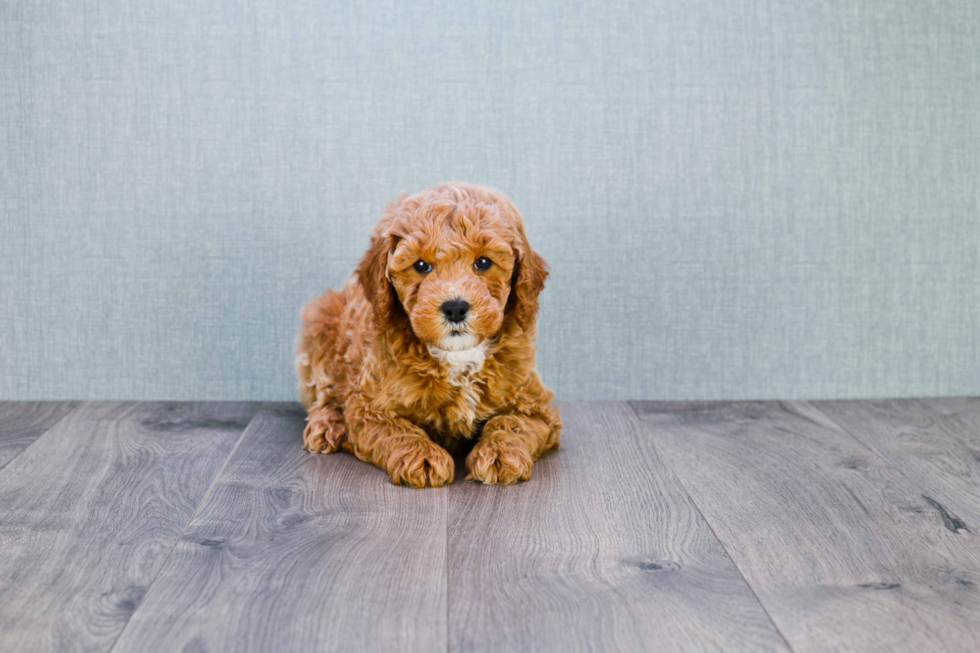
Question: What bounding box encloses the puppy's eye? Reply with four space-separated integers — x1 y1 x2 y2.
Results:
474 257 493 271
413 260 432 274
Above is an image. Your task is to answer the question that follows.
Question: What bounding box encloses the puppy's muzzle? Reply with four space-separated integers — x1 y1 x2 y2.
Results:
441 299 469 324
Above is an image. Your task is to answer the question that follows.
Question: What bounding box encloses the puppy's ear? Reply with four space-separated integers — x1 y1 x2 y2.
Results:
507 240 549 332
356 229 402 328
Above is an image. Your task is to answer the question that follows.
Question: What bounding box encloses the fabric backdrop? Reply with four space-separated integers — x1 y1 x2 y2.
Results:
2 0 978 400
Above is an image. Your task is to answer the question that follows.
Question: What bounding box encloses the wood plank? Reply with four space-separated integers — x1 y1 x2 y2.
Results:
811 398 980 527
631 400 980 653
112 403 448 653
0 401 80 470
449 402 788 653
0 401 258 652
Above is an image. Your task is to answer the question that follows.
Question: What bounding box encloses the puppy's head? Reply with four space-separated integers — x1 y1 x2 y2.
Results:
357 183 548 352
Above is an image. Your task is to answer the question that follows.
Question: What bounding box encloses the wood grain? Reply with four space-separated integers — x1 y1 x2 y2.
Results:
448 402 788 652
112 403 448 653
5 399 977 651
811 398 980 528
0 401 79 470
0 401 258 652
631 400 980 653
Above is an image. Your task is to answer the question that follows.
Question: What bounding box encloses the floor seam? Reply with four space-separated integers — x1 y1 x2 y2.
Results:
0 401 82 475
801 399 977 531
105 402 263 653
797 400 893 466
626 401 797 653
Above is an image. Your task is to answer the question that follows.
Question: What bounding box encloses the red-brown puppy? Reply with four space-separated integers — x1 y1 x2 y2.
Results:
296 182 561 487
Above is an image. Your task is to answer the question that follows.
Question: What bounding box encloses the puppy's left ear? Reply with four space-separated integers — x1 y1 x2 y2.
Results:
508 238 549 332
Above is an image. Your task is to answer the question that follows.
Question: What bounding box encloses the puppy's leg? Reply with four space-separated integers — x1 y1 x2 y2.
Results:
345 392 454 488
303 405 348 453
467 402 561 485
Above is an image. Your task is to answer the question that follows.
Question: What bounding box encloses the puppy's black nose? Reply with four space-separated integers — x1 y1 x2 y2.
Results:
441 299 470 324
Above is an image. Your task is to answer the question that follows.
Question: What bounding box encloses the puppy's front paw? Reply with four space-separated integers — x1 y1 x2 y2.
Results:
386 437 454 488
303 408 347 453
466 435 533 485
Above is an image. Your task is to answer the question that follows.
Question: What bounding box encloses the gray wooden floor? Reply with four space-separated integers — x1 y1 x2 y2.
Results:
0 400 978 652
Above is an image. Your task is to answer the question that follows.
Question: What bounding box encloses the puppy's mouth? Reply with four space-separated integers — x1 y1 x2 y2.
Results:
437 327 480 352
446 318 471 338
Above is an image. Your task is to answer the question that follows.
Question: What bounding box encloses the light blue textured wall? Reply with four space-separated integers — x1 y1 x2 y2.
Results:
2 1 978 401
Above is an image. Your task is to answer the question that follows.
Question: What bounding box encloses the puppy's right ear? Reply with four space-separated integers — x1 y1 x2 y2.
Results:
356 228 399 327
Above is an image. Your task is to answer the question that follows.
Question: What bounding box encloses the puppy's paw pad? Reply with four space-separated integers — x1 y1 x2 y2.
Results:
466 438 533 485
389 439 454 488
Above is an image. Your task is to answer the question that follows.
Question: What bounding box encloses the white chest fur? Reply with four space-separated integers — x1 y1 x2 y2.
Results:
427 342 487 379
427 342 488 429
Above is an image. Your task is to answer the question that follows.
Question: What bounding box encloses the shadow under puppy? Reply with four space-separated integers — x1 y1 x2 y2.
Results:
296 182 561 487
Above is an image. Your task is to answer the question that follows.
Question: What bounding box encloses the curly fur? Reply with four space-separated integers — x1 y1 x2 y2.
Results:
296 182 561 487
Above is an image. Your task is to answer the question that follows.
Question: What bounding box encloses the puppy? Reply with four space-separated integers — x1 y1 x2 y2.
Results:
296 182 561 487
